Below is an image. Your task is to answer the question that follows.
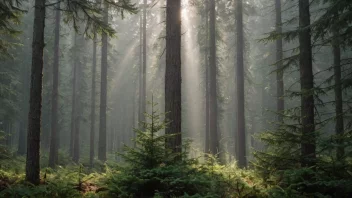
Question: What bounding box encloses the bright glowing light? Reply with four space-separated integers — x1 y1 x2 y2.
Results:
181 0 205 157
181 2 189 20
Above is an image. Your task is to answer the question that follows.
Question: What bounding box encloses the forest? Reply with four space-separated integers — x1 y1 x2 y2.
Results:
0 0 352 197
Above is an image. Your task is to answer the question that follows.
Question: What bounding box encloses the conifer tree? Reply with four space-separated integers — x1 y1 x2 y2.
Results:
98 1 109 162
25 0 137 183
165 0 182 154
209 0 219 156
26 0 45 185
299 0 315 167
90 34 97 168
49 4 61 168
236 0 247 168
275 0 284 123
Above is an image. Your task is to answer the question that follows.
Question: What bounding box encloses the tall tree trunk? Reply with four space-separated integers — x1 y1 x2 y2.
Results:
73 53 83 163
6 121 11 147
17 121 26 155
299 0 316 167
142 0 147 121
333 23 344 160
275 0 284 123
49 6 60 168
205 0 210 154
138 13 143 127
18 62 30 155
90 35 97 168
165 0 182 154
132 82 136 147
70 33 78 157
98 1 108 161
236 0 247 168
209 0 219 156
26 0 45 185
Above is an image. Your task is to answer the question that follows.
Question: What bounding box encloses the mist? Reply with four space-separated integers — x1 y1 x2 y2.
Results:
1 0 351 196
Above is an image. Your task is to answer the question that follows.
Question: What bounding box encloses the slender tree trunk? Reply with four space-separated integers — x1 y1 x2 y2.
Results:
132 82 136 147
333 24 344 160
205 0 210 154
98 1 108 161
17 121 26 155
275 0 284 123
142 0 147 121
236 0 247 168
26 0 45 185
49 6 60 168
250 112 255 148
209 0 219 156
18 63 30 155
70 33 78 157
73 53 83 163
90 35 97 168
6 121 11 147
165 0 182 154
138 13 143 127
299 0 316 167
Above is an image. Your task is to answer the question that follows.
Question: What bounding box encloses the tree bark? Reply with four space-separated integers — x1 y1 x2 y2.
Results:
98 1 108 161
236 0 247 168
165 0 182 154
299 0 316 167
275 0 284 123
142 0 147 122
209 0 219 156
18 61 30 155
49 6 60 168
138 13 143 127
73 52 83 163
17 121 26 155
90 35 97 168
70 33 78 157
332 23 344 160
204 0 210 154
26 0 45 185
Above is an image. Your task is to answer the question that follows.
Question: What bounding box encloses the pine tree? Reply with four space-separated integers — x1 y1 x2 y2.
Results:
204 0 210 154
209 0 219 156
165 0 182 154
70 33 78 157
331 12 344 160
90 34 97 168
24 0 137 183
236 0 247 168
299 0 316 167
26 0 45 185
98 1 109 162
275 0 284 123
49 4 61 168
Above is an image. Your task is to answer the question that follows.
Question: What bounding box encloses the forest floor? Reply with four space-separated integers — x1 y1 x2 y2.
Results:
0 153 267 198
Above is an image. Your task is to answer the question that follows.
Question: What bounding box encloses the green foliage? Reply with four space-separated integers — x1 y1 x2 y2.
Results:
0 132 10 160
0 163 105 198
0 0 25 60
105 103 266 197
60 0 138 37
254 127 352 197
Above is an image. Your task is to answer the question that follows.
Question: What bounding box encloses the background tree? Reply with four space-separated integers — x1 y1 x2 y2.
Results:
299 0 315 167
236 0 247 168
208 0 219 157
98 1 109 162
48 4 61 168
275 0 284 123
